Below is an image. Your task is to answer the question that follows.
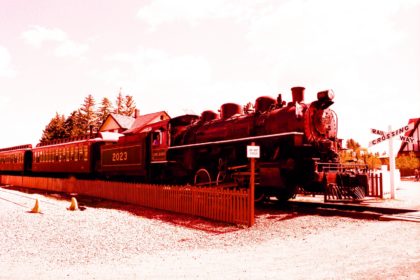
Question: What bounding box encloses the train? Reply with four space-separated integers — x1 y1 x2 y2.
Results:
0 86 369 201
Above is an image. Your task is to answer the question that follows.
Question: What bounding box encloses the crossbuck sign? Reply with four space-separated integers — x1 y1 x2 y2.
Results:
368 122 415 199
369 123 415 147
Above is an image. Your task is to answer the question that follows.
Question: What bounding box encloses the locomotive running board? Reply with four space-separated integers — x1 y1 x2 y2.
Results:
169 132 304 150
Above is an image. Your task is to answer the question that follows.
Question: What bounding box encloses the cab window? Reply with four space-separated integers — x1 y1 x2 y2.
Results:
152 131 162 145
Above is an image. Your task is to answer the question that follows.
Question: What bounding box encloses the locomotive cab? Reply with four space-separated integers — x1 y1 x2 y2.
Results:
150 126 169 163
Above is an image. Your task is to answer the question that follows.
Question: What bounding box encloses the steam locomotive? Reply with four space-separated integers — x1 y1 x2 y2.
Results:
0 87 368 201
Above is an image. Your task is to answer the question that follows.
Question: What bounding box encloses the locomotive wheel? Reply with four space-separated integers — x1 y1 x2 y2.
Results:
275 184 298 202
216 171 225 186
194 168 212 187
216 170 235 186
254 189 266 203
275 191 295 202
275 166 298 202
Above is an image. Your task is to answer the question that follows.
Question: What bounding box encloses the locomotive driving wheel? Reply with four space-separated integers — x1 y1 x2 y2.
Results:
216 170 226 186
275 164 299 202
194 168 212 187
275 187 297 202
215 158 228 186
254 190 267 203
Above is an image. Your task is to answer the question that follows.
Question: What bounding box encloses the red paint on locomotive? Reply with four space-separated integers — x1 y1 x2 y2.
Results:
166 86 343 200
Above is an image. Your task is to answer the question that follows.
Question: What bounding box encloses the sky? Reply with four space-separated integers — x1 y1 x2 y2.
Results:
1 0 419 154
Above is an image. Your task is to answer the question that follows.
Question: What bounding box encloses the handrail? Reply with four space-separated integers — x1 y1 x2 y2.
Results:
316 162 369 172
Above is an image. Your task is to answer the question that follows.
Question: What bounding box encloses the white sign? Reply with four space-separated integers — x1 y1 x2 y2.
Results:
369 123 415 146
247 145 260 158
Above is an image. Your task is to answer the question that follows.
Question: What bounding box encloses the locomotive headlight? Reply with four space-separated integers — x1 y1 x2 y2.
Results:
314 89 335 109
317 89 335 101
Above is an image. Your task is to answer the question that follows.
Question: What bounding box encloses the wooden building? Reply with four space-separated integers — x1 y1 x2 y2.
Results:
99 110 170 134
398 118 420 176
398 118 420 158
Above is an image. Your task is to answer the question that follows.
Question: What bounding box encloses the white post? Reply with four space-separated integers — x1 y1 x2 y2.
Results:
388 125 396 199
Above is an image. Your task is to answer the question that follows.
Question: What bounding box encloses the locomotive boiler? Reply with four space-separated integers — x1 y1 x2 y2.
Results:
168 87 366 201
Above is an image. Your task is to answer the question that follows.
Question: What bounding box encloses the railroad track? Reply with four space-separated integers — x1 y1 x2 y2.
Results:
260 199 420 222
0 186 68 212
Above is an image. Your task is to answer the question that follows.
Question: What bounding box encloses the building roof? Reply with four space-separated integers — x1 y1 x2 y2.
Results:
398 118 420 153
123 111 170 134
99 111 170 134
110 113 136 129
98 113 135 132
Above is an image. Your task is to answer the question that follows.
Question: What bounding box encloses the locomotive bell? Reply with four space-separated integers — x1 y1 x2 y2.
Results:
291 87 305 103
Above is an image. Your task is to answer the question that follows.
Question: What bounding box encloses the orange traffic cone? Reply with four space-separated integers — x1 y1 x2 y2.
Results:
30 199 41 213
68 197 78 211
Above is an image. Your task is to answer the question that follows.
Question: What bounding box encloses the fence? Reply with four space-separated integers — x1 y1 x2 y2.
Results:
295 172 384 200
0 175 252 226
367 173 383 198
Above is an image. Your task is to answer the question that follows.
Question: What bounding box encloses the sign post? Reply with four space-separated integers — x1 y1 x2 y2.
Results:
388 125 396 199
246 142 259 227
369 123 414 199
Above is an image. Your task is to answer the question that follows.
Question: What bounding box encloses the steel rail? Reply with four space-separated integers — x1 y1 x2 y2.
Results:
0 187 61 207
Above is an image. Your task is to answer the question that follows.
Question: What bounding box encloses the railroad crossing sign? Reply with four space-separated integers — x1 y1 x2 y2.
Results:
368 123 415 200
369 123 415 147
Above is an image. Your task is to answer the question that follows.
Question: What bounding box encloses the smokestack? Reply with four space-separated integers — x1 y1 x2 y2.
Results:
291 87 305 103
134 109 140 118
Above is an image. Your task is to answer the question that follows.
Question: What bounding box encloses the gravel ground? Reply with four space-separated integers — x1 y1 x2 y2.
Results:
0 182 419 280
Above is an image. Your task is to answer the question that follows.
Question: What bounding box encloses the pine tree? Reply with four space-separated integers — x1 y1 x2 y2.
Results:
122 95 136 116
39 92 137 143
63 110 84 138
39 113 67 143
79 94 98 135
97 97 113 124
63 111 76 138
114 89 124 115
75 110 89 136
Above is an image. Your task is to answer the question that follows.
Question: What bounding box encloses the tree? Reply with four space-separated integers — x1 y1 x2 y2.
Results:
79 94 98 134
63 111 76 138
122 95 136 116
340 139 362 163
39 92 137 142
63 110 85 137
346 139 361 151
97 97 113 124
113 89 136 117
114 89 124 115
39 113 67 143
397 152 420 175
339 138 382 169
364 153 382 169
